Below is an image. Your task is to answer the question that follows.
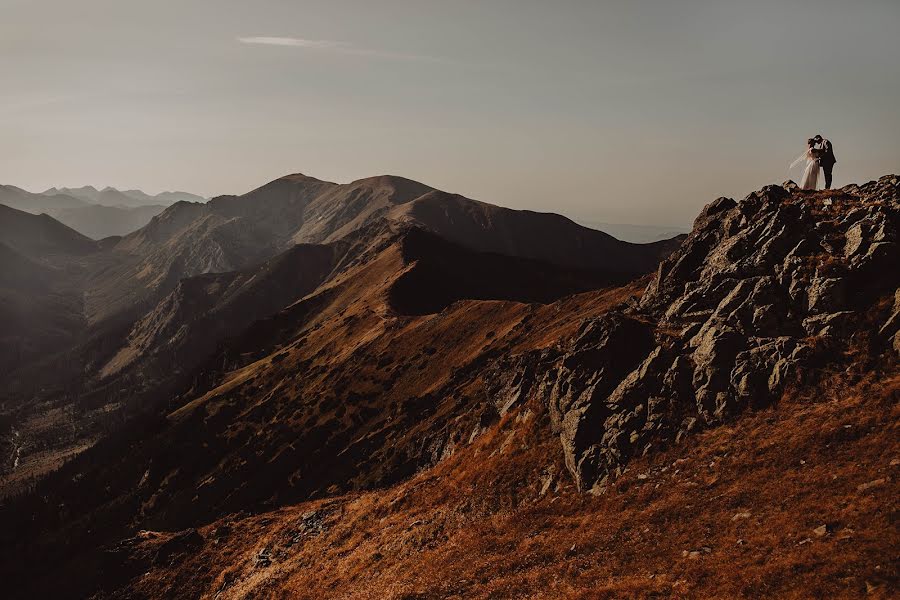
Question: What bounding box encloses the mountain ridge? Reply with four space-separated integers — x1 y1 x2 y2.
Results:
43 185 206 207
1 174 895 599
0 203 99 258
80 173 680 323
98 174 677 314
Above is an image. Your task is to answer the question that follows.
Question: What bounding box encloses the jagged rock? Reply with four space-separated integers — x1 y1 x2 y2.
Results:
516 176 898 492
803 311 855 338
486 352 550 417
751 304 782 332
540 313 655 490
255 547 272 568
704 196 738 218
663 355 694 403
547 312 654 427
730 337 806 411
690 320 746 420
880 289 900 340
854 241 899 275
563 179 900 489
807 277 846 314
844 221 869 258
566 346 676 489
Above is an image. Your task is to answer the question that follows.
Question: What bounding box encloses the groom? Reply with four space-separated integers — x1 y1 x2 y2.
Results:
814 135 836 189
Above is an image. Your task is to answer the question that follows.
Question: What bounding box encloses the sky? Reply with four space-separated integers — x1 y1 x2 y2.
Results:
1 0 898 227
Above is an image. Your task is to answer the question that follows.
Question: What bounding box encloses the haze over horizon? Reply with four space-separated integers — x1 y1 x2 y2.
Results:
2 0 899 228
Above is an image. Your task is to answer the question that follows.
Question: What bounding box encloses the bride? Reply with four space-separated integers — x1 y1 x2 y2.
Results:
791 138 823 190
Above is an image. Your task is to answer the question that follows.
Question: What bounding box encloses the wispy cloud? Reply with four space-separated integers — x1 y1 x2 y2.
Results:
238 37 346 50
237 36 452 64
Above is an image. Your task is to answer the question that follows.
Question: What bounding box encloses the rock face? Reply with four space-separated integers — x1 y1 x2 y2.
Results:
500 176 900 491
545 313 656 488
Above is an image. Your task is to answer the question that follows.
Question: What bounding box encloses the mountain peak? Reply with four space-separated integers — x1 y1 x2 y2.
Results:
348 173 430 188
43 185 97 196
276 172 329 184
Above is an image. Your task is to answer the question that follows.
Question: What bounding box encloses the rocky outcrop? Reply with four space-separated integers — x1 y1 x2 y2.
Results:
881 288 900 356
496 176 900 492
545 314 655 488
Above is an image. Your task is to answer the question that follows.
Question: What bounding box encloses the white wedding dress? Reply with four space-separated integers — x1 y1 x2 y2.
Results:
797 148 820 190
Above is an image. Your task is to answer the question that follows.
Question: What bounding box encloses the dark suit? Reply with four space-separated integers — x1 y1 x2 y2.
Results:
820 140 836 189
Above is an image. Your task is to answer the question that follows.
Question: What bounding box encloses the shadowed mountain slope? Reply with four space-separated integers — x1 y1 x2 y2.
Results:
0 204 98 259
390 189 679 272
0 242 52 291
0 242 86 375
88 219 632 417
389 227 635 315
0 224 640 554
97 237 355 383
0 208 98 380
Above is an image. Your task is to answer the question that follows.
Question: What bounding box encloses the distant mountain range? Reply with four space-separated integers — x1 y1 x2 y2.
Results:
2 182 688 243
0 184 206 240
42 185 206 208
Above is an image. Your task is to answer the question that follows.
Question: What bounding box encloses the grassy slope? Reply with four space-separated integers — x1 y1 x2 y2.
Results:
121 353 898 599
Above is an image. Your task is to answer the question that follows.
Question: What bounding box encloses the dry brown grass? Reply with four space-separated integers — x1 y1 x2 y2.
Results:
126 363 899 599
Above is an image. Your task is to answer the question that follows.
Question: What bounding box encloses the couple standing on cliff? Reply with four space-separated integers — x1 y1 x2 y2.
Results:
792 135 837 190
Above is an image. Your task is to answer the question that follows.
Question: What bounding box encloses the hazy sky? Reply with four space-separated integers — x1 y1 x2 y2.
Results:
2 0 898 226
